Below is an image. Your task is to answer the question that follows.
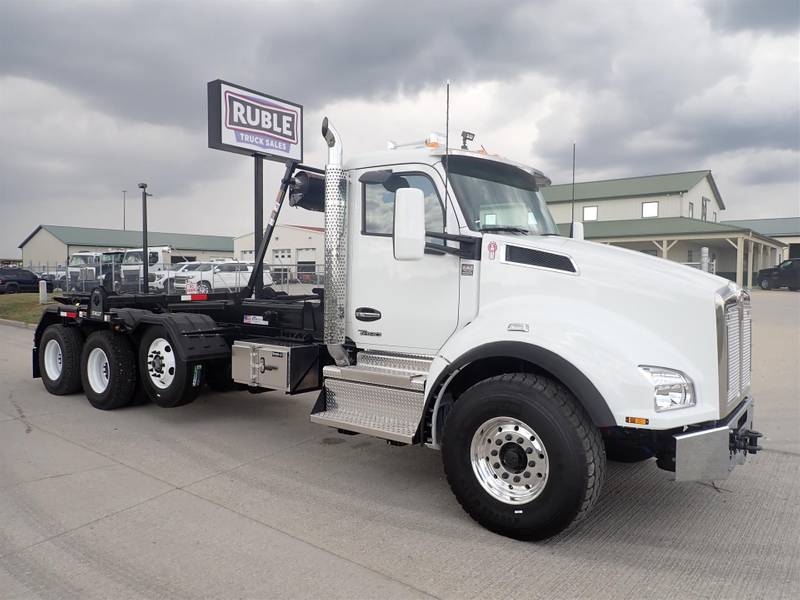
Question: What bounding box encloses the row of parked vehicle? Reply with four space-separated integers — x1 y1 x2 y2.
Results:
62 246 275 294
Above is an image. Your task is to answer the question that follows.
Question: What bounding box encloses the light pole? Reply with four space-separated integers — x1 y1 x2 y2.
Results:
138 183 152 293
122 190 127 230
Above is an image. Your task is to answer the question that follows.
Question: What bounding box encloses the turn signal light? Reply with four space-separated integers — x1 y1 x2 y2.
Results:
625 416 649 425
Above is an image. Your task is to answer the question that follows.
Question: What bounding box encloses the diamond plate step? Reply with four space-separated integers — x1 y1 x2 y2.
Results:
311 378 424 443
323 364 426 392
355 350 434 376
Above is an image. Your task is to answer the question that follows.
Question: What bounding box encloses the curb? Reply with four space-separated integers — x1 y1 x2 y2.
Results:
0 318 36 330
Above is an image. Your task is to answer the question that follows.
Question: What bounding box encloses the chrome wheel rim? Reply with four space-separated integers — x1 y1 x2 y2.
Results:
470 416 550 505
44 339 63 380
147 337 175 389
86 347 110 394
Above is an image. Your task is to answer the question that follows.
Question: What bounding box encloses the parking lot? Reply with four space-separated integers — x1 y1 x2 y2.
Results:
1 290 798 599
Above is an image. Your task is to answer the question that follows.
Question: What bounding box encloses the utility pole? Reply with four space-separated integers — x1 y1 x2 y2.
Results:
138 183 152 293
122 190 127 230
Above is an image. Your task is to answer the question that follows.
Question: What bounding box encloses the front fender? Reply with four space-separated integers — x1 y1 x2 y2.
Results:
426 292 719 439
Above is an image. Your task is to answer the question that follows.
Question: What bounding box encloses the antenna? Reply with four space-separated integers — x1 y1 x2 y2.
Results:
570 142 576 235
443 79 451 228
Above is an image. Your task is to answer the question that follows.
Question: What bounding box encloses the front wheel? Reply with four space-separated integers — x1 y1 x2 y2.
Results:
196 281 211 294
760 279 770 290
138 325 202 407
442 373 605 540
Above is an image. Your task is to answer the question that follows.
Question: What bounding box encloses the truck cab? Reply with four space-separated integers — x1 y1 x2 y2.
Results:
67 251 102 290
120 246 175 292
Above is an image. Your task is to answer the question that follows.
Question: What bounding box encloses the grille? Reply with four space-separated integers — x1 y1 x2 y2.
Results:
725 296 751 405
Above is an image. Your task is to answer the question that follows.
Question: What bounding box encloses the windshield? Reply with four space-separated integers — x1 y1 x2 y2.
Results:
68 255 94 266
445 156 558 235
123 252 142 264
102 253 122 263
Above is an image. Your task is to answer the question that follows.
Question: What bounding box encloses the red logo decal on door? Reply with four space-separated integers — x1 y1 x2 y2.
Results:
487 241 498 260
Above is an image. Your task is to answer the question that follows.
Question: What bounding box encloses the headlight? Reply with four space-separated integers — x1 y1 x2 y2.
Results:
638 366 696 412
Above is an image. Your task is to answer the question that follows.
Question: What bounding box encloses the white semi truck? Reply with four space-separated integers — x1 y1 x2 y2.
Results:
32 118 761 540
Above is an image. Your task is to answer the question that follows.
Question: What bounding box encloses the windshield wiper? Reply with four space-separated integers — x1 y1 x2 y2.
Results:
478 226 531 234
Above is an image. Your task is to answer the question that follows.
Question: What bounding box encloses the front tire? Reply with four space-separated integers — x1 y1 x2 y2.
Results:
442 373 605 540
138 326 201 407
80 330 137 410
760 279 770 290
39 324 83 395
196 281 211 294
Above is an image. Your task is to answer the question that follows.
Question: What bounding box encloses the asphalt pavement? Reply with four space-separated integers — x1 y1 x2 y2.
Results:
0 290 798 599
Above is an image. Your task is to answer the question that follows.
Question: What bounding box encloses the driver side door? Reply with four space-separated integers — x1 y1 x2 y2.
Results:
347 165 461 354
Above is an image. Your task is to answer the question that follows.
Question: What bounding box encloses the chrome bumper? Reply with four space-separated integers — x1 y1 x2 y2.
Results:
674 397 759 482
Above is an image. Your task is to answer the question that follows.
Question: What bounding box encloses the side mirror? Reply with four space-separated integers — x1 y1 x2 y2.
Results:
571 221 584 241
393 187 426 261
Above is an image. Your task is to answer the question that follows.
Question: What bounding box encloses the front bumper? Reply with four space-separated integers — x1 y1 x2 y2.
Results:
673 397 760 482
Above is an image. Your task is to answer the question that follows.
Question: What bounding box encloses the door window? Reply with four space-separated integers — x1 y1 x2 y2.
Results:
363 173 444 242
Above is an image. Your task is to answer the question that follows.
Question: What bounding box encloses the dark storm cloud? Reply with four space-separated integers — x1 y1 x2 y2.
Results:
0 0 797 256
704 0 800 34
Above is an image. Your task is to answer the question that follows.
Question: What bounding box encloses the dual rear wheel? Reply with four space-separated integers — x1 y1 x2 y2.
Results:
39 324 202 410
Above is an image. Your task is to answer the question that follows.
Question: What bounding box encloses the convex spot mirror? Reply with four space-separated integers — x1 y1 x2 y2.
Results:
393 187 425 261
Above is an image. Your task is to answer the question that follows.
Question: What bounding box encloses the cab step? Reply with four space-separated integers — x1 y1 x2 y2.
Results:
309 351 434 444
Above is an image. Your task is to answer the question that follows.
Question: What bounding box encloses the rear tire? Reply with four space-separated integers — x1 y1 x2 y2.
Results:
39 324 83 395
80 330 137 410
442 373 605 540
138 325 201 407
6 283 18 294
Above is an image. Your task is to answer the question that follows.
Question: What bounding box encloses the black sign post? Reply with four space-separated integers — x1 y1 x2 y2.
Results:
207 80 304 299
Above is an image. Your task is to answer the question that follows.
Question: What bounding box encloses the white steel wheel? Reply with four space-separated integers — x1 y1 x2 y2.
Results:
86 347 110 394
469 416 550 505
146 338 176 389
43 339 64 381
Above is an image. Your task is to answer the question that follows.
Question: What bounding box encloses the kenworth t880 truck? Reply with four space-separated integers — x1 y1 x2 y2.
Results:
32 118 761 540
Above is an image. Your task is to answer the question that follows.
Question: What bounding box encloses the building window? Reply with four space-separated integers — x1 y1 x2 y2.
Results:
713 211 717 222
583 206 598 221
687 249 694 262
272 248 291 261
642 201 659 218
701 197 709 220
688 202 694 219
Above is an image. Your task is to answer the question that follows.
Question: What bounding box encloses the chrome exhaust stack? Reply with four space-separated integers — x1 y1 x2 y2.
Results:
321 117 350 366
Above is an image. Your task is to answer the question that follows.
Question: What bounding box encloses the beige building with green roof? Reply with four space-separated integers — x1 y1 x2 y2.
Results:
541 171 787 288
18 225 234 269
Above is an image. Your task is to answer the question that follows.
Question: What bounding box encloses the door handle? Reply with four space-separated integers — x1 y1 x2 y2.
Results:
355 307 382 322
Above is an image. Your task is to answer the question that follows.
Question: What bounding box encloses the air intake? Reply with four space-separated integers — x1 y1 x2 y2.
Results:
506 246 576 273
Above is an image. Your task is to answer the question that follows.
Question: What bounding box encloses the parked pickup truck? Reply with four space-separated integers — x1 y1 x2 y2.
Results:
758 258 800 291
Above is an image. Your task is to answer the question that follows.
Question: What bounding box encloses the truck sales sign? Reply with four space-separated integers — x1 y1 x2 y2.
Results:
207 80 303 162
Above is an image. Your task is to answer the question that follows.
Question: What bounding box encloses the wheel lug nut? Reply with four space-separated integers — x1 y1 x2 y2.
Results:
501 473 509 479
517 437 523 444
493 463 500 469
529 461 535 467
524 472 530 478
496 440 502 446
491 450 498 456
513 476 520 483
505 434 512 441
526 448 533 454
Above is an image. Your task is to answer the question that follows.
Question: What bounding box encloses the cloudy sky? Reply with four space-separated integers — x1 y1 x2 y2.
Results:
1 0 798 259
